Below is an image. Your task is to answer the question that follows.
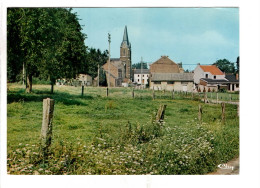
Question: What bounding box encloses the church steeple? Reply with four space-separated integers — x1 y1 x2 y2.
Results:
121 26 130 47
120 25 132 80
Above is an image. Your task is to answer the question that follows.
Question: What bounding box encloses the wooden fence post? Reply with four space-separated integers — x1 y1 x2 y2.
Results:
152 87 155 100
192 91 194 100
132 88 135 99
41 98 55 156
229 94 232 102
156 104 167 122
217 93 219 103
198 104 202 123
221 102 225 123
106 87 109 97
81 85 84 96
172 89 174 100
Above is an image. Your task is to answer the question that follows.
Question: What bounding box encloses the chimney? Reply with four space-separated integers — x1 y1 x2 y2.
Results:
236 73 239 80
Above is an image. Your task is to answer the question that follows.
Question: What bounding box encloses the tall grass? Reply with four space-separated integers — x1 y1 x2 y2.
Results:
7 84 239 175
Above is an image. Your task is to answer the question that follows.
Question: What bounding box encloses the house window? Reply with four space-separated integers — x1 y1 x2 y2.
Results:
167 81 174 84
154 81 161 84
147 75 149 77
143 75 144 77
205 74 208 78
138 75 139 77
138 79 140 82
214 76 216 79
236 84 239 87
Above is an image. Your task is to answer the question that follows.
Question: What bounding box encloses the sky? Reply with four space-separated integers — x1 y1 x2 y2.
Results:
73 8 238 71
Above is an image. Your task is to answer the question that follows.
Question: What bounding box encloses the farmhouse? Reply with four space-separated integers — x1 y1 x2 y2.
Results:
151 73 194 91
133 69 150 86
103 26 132 87
194 64 239 92
149 56 194 91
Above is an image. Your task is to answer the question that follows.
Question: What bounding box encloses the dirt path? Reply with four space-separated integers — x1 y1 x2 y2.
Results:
207 157 239 175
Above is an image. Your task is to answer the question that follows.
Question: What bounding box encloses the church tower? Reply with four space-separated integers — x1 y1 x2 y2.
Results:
120 26 132 80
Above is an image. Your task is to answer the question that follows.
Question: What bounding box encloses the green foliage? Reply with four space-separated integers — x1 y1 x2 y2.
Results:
132 62 148 69
213 59 235 74
7 8 88 92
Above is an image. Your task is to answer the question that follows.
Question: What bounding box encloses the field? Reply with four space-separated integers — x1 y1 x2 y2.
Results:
7 84 239 175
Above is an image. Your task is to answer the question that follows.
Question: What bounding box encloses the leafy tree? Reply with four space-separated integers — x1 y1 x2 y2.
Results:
213 59 235 74
81 48 108 85
132 62 148 69
7 8 88 93
236 56 239 73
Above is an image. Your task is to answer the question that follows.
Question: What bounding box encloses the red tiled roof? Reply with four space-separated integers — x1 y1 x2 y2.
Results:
200 65 224 75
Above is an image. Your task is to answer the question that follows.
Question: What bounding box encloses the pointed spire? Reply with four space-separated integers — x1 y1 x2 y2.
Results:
121 26 130 47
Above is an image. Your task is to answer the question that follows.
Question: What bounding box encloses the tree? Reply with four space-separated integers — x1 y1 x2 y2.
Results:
132 62 148 69
7 8 88 93
236 56 239 73
213 59 235 74
83 48 108 79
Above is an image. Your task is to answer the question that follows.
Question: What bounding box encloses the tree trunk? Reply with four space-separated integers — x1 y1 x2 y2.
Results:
50 78 55 94
26 74 32 93
51 83 54 94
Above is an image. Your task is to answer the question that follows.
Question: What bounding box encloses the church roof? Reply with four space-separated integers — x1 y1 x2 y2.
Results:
121 26 130 47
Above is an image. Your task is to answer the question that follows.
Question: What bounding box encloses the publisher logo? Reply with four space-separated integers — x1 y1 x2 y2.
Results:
218 163 234 171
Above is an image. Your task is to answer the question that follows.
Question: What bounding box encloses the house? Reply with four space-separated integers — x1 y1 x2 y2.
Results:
149 56 194 91
77 74 93 86
194 64 226 84
225 73 239 92
194 64 239 92
103 26 132 87
133 69 150 85
151 73 194 91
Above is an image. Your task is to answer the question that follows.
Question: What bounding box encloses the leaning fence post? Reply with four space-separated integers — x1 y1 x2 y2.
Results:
221 102 225 123
198 104 202 123
156 104 167 122
41 98 55 157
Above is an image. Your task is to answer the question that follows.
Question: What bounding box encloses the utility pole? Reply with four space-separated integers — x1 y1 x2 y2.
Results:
108 33 111 88
141 57 143 88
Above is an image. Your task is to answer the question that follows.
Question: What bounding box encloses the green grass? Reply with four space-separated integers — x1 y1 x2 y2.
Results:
7 84 239 175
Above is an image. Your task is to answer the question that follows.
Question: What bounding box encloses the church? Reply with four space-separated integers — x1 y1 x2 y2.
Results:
103 26 132 87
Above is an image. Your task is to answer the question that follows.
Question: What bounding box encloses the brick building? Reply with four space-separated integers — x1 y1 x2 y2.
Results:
103 26 132 87
150 56 194 91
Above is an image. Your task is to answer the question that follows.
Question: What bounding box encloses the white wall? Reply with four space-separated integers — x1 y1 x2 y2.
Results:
194 66 204 84
134 74 149 85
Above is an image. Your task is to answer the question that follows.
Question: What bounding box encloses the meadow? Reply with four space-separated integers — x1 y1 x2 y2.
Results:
7 84 239 175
